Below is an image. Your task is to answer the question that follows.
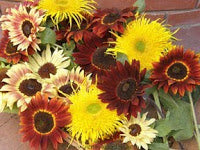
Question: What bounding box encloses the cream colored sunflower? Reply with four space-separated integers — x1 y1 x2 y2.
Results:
107 15 176 70
38 0 96 28
119 113 158 150
26 45 70 81
48 66 91 99
0 64 47 111
0 4 44 52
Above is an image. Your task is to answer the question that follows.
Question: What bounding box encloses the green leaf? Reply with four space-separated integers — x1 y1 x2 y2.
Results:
145 86 157 96
155 112 172 137
133 0 146 13
40 28 56 44
62 41 76 52
158 89 179 110
168 100 194 141
3 104 19 114
149 143 169 150
116 52 128 64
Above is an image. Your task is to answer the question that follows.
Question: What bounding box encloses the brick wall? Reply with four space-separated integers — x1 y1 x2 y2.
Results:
1 0 200 51
0 0 200 28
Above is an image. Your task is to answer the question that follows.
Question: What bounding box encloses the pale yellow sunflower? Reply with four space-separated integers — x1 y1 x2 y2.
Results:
119 113 158 150
107 15 176 70
38 0 96 28
0 92 8 112
26 45 70 81
67 85 125 147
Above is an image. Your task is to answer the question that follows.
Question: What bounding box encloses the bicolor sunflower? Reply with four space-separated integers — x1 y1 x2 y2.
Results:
151 47 200 96
73 35 116 79
119 113 158 150
20 92 71 150
0 4 44 52
98 60 147 117
67 85 124 146
0 30 34 64
106 15 176 70
91 7 136 38
49 67 91 98
0 64 46 111
26 45 70 81
38 0 96 27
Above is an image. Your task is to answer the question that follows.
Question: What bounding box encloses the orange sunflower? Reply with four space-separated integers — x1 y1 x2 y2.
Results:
20 92 71 150
0 30 34 64
0 4 44 52
151 47 200 96
91 7 136 38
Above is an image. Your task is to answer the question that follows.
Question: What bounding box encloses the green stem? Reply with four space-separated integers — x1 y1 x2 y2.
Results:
153 91 168 145
188 92 200 150
153 91 162 119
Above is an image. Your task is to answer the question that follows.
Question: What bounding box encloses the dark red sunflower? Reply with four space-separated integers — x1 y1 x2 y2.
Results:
91 7 136 38
73 34 116 80
150 47 200 97
98 60 147 117
56 14 93 43
20 92 71 150
0 30 34 64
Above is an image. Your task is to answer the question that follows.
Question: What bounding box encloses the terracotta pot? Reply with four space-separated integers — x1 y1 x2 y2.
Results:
95 0 136 9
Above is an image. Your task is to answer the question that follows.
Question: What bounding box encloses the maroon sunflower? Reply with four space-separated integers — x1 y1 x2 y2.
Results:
151 47 200 97
0 30 34 64
20 92 71 150
91 7 136 38
73 34 116 79
98 60 147 117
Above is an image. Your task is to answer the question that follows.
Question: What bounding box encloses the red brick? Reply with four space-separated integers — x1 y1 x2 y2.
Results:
167 9 200 26
146 12 165 22
95 0 136 9
146 0 197 11
0 1 20 15
173 25 200 52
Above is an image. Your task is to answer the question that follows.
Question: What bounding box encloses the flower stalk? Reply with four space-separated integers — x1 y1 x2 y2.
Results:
188 91 200 150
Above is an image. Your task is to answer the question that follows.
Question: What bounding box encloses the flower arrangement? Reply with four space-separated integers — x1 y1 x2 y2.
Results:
0 0 200 150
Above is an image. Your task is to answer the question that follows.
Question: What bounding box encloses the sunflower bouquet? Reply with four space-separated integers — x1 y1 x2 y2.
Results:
0 0 200 150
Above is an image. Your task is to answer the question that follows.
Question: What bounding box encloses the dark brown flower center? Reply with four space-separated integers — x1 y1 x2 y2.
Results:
104 140 130 150
167 62 188 80
58 82 78 97
92 47 116 70
103 13 120 25
117 78 136 100
0 68 8 89
129 124 141 136
22 20 33 37
38 63 57 79
19 79 42 96
6 41 18 54
34 111 54 134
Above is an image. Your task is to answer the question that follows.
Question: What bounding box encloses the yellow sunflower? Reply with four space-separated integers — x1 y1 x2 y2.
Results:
38 0 96 28
119 113 158 150
67 85 124 147
107 15 176 70
26 45 70 81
